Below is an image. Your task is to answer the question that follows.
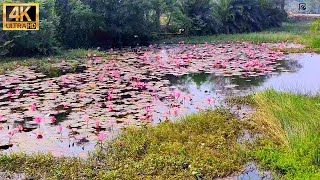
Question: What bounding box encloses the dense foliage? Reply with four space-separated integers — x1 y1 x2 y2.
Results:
0 0 286 56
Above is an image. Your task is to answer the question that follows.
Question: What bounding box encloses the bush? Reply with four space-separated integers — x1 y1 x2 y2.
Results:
212 0 286 34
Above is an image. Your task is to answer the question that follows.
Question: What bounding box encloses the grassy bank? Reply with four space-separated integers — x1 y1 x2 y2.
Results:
249 90 320 179
160 21 320 53
160 21 311 44
0 49 104 76
0 110 253 179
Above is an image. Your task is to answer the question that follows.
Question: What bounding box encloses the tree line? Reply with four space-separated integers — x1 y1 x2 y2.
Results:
0 0 286 56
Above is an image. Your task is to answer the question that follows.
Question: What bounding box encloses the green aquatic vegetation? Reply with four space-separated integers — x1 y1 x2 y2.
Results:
102 110 250 179
0 110 253 179
250 90 320 179
0 58 71 77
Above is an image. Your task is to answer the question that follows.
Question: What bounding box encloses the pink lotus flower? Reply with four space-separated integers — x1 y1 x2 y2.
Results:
108 93 113 101
15 89 21 95
7 92 13 97
108 106 113 112
173 109 178 117
51 116 57 123
95 121 101 127
108 121 115 127
145 106 152 114
8 131 15 138
37 134 43 139
98 76 104 82
31 104 37 111
98 133 106 141
18 125 23 132
34 117 43 124
58 126 63 134
173 91 181 99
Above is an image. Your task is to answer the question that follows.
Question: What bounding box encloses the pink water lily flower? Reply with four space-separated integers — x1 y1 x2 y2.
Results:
107 93 113 101
95 121 101 127
108 105 113 112
51 116 57 123
108 121 115 127
8 131 15 138
173 108 178 117
58 126 63 134
98 133 106 141
145 106 152 114
7 92 13 97
15 89 21 95
31 104 37 111
34 117 43 124
18 125 23 132
173 91 181 99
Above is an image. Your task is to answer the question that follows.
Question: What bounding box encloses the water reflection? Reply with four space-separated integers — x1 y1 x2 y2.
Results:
166 54 320 96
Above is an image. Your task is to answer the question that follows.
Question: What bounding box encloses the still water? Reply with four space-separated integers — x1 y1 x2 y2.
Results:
166 54 320 97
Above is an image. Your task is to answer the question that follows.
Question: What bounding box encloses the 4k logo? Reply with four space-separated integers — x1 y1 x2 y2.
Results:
3 3 39 30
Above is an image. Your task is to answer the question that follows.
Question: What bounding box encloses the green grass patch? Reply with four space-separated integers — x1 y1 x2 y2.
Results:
0 110 253 179
57 49 105 60
250 90 320 179
103 110 250 179
0 49 112 76
159 21 313 47
0 57 82 77
227 95 255 106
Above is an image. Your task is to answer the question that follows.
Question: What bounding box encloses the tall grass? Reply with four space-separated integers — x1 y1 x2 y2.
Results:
306 20 320 49
251 90 320 179
160 21 311 44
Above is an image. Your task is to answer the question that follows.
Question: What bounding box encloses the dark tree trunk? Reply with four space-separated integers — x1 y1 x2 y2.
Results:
155 8 161 32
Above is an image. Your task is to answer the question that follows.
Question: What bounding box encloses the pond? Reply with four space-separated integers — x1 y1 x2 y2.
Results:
166 53 320 97
0 43 319 157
